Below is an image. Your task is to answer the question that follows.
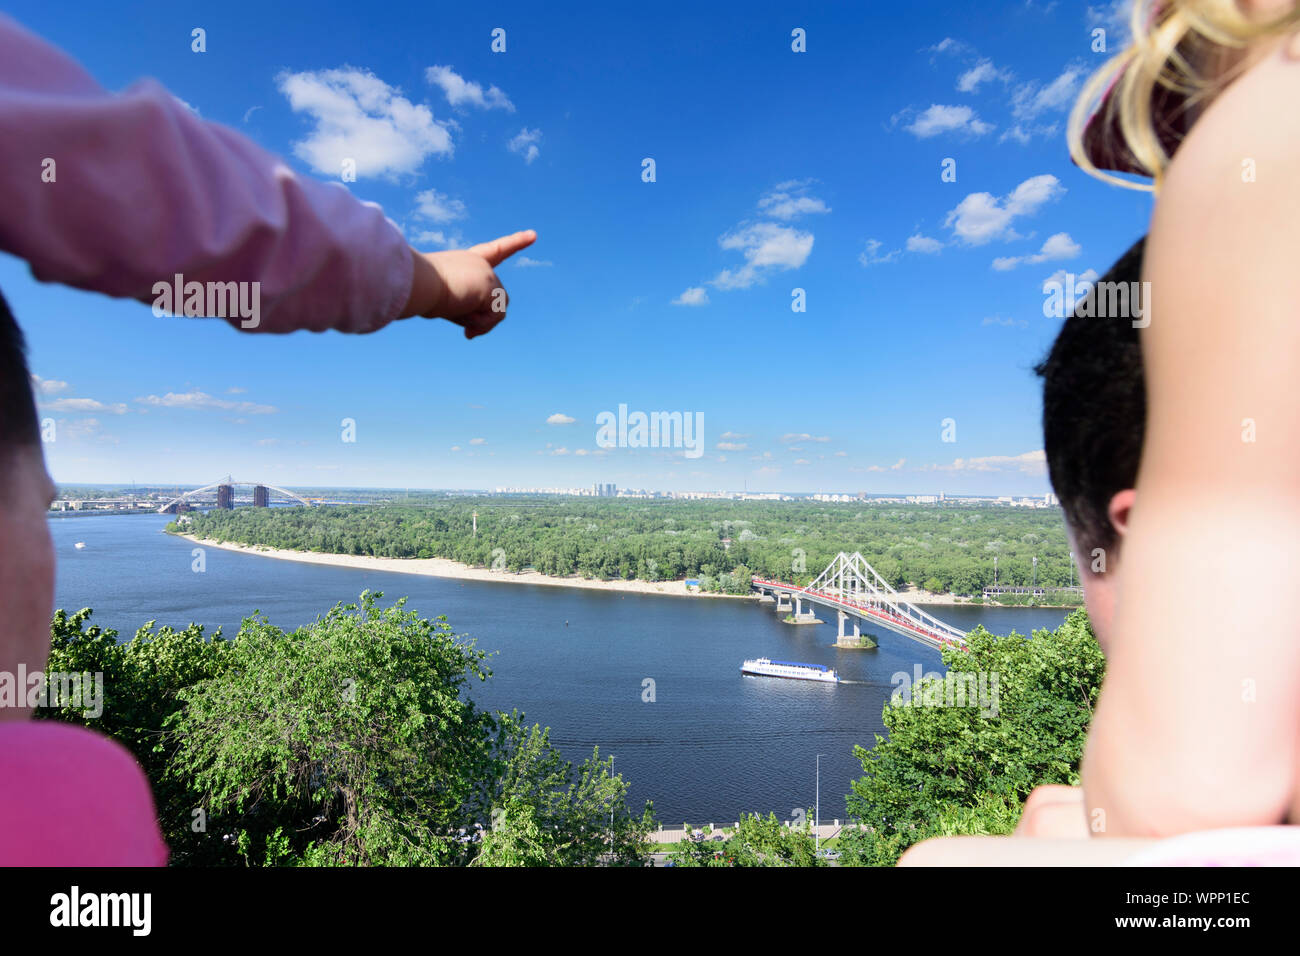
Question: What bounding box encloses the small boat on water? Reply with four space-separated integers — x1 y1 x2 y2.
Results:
741 657 839 684
74 542 86 550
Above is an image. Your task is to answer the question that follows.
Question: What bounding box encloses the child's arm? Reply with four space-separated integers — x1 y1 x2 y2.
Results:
0 15 531 335
1081 37 1300 835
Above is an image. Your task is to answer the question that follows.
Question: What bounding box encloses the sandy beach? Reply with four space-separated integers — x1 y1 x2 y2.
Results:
174 533 755 600
171 533 1034 606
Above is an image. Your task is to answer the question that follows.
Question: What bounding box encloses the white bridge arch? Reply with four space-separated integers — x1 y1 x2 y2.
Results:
752 551 968 650
158 478 311 513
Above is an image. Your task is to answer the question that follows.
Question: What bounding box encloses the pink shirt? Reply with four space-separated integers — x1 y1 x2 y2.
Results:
0 14 412 334
0 722 168 866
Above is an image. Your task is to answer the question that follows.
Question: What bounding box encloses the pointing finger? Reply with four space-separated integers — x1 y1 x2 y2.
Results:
469 229 537 267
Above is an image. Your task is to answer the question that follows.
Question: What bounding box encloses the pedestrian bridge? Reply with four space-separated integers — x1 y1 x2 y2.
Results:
752 552 968 651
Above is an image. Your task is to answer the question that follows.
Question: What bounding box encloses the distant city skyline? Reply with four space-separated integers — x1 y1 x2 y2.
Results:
4 0 1147 496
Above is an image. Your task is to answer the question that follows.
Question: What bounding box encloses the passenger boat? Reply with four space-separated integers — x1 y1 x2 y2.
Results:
740 657 839 683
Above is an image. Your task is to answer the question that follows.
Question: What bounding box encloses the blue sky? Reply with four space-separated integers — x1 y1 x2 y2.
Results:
4 0 1151 494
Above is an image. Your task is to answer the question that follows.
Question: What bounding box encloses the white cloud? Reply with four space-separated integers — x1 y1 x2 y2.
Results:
414 188 467 223
469 437 487 445
927 38 973 58
713 223 814 289
992 232 1081 270
1011 66 1086 121
757 180 831 220
720 431 749 440
425 65 514 111
982 315 1029 329
673 286 710 306
508 127 542 164
43 397 127 414
957 59 1009 93
781 433 830 443
867 458 907 472
61 417 106 441
134 389 276 414
546 413 575 425
278 68 453 178
1043 268 1101 314
944 174 1065 245
412 229 463 249
717 441 748 451
1044 267 1100 289
516 256 552 267
30 375 69 396
1087 1 1132 46
907 234 944 254
926 450 1047 475
859 238 900 266
999 125 1034 145
900 104 994 139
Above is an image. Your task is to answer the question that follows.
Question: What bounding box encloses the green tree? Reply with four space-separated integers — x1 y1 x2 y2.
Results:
669 812 824 867
841 610 1105 866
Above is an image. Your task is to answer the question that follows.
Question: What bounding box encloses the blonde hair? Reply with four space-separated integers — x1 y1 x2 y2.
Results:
1068 0 1300 191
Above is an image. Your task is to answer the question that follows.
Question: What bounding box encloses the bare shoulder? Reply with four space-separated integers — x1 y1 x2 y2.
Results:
1154 34 1300 253
1144 34 1300 392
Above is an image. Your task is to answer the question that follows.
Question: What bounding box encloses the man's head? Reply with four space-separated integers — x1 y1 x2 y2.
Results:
1034 237 1146 653
0 292 56 720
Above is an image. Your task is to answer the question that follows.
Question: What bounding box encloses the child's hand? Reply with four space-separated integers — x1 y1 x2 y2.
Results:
402 229 537 338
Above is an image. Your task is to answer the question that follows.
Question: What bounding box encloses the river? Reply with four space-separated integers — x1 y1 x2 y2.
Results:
50 513 1073 825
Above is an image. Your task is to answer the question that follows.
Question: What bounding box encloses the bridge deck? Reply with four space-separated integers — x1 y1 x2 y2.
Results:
752 578 967 651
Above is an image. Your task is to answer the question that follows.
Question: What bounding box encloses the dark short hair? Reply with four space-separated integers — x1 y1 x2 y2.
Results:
1034 237 1147 558
0 291 40 451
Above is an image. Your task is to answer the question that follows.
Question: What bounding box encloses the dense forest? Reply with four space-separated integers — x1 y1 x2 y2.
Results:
176 497 1076 596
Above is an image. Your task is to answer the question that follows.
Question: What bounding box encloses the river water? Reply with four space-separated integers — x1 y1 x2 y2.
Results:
49 514 1073 825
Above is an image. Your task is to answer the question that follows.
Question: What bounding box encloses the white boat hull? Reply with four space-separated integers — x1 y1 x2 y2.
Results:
741 658 839 683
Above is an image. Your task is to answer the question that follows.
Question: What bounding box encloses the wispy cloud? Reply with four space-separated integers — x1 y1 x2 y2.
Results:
30 375 69 396
757 180 830 220
859 238 901 266
673 286 710 306
43 397 128 415
907 234 944 254
508 127 542 164
414 188 467 223
896 104 994 139
924 450 1047 475
425 65 514 111
992 232 1081 270
135 390 276 414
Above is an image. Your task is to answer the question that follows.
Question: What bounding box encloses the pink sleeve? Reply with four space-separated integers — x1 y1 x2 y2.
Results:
0 722 169 866
0 14 413 334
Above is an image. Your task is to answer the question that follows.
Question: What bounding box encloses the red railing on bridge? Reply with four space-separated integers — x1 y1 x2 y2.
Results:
751 578 967 651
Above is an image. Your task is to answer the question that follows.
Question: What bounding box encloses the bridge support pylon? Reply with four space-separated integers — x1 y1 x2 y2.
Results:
836 609 876 649
785 595 822 625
